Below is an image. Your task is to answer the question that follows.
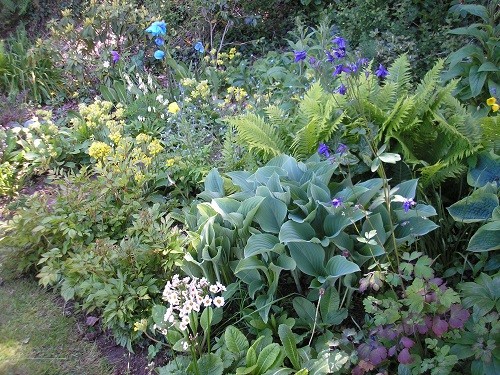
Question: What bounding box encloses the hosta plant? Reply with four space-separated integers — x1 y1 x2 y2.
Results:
181 153 438 322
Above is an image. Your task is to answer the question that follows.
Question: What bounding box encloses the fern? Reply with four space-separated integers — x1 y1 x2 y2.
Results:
227 113 286 160
419 163 467 188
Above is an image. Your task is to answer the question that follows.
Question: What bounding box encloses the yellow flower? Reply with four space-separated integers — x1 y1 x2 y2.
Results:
88 141 112 159
136 133 151 143
148 139 164 156
492 103 499 112
168 102 180 114
133 319 148 332
486 97 497 106
166 158 175 167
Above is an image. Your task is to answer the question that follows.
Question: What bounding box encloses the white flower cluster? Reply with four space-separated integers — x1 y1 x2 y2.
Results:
162 275 226 331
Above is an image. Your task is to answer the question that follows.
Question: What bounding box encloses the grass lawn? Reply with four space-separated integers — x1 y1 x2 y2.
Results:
0 247 113 375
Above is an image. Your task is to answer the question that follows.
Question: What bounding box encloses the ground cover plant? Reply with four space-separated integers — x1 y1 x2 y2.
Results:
0 0 499 374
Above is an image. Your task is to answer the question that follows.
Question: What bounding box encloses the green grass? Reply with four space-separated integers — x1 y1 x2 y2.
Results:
0 247 113 375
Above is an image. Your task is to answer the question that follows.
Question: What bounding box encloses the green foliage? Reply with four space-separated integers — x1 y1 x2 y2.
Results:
227 83 344 162
444 1 499 105
447 152 500 252
0 0 31 32
326 0 464 76
182 154 438 323
0 28 64 103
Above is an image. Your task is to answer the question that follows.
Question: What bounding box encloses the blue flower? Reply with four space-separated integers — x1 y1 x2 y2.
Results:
332 37 346 49
155 37 164 46
146 21 167 36
331 198 343 208
334 48 346 59
294 50 307 62
402 198 416 212
318 143 330 158
336 84 347 95
194 41 204 53
375 64 389 78
110 50 120 64
153 50 165 60
325 50 335 64
333 64 351 76
336 143 348 155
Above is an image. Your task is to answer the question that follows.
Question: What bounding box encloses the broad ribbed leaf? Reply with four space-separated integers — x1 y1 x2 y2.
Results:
254 197 288 233
279 220 315 243
225 325 249 355
448 192 498 223
395 217 439 239
288 242 325 276
204 168 224 196
469 65 487 97
467 221 500 252
255 344 282 374
325 256 360 278
293 297 316 325
197 353 224 375
468 153 500 187
244 234 281 257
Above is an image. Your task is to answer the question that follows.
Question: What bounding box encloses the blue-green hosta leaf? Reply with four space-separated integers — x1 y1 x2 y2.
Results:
277 156 305 182
448 191 498 223
323 209 366 238
235 257 269 274
266 172 284 193
392 179 419 199
225 325 249 355
467 221 500 252
308 182 331 203
279 220 315 243
394 217 439 239
252 166 287 185
227 171 254 192
239 196 266 228
395 204 438 220
244 234 281 257
254 197 288 233
288 242 325 276
467 152 500 187
325 255 360 278
335 185 369 203
197 353 224 375
204 168 224 197
275 254 296 270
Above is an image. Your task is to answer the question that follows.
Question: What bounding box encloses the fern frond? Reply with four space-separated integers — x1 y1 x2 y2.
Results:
292 119 321 159
386 54 412 99
419 162 466 188
227 113 286 160
413 59 445 112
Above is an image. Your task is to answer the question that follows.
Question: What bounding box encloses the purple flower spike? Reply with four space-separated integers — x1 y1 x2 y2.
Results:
318 143 330 158
375 64 389 78
403 198 416 212
331 198 343 208
111 50 120 64
294 50 307 62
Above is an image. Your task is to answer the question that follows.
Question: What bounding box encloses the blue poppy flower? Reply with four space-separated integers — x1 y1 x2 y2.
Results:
146 21 167 36
194 41 204 53
155 37 164 46
154 50 165 60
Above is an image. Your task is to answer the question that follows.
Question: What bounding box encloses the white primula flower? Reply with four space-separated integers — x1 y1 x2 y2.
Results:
103 61 110 68
213 296 225 308
209 285 218 293
203 296 212 307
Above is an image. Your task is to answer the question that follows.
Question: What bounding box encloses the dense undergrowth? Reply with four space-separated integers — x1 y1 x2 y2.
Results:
0 0 499 374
